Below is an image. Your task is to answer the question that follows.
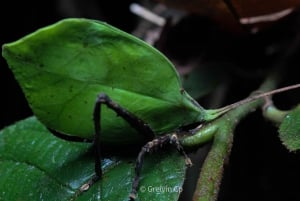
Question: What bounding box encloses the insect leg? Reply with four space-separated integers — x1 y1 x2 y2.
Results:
93 93 156 177
129 134 192 200
95 93 155 140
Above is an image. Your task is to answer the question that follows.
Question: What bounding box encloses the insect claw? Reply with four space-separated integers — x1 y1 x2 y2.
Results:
129 193 136 200
79 174 100 193
79 183 90 192
185 158 193 167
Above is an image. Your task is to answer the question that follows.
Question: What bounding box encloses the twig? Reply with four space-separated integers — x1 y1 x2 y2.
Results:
183 69 284 201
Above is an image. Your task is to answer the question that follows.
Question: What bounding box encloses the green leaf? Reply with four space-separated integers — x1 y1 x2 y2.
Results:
2 18 205 145
279 105 300 151
0 117 187 201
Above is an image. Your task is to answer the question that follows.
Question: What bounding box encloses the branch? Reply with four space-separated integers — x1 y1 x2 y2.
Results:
181 70 283 201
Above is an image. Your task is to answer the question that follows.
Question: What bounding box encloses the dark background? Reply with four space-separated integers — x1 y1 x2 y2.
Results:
1 1 300 201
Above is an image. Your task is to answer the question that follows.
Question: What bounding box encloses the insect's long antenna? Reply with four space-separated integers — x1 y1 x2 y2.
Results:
207 83 300 118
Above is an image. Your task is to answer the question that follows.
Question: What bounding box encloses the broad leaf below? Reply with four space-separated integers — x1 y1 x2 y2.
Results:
0 117 187 201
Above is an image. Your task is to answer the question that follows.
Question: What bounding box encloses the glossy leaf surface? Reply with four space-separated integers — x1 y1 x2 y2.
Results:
2 18 204 145
0 117 187 201
279 105 300 151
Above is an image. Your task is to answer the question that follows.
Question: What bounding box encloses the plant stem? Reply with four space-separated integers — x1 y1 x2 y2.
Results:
263 105 289 124
190 70 282 201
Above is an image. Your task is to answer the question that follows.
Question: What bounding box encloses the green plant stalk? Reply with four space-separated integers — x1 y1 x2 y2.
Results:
192 100 261 201
189 73 280 201
181 124 218 147
263 105 289 124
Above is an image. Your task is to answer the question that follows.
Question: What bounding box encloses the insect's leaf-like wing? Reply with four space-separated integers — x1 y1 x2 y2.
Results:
2 18 204 144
